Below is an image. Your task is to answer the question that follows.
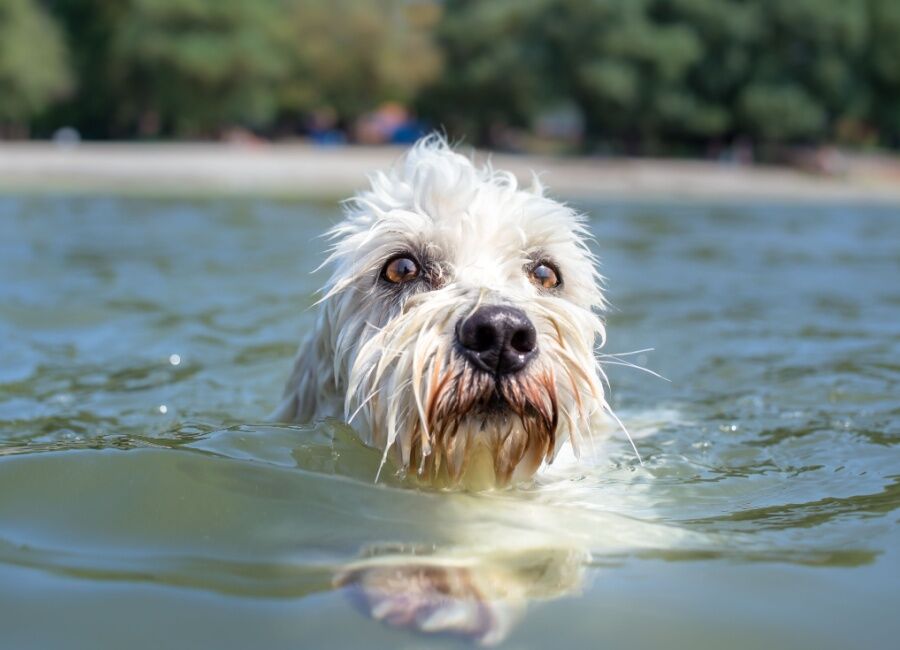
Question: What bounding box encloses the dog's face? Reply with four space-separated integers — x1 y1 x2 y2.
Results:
309 139 607 487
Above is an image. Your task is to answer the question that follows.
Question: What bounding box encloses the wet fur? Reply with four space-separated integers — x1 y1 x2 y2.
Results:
274 135 609 487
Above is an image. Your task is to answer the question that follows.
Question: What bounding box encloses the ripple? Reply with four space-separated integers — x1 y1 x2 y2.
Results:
1 197 899 648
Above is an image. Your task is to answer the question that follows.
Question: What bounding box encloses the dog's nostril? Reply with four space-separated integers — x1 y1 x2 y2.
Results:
472 324 496 352
510 327 536 354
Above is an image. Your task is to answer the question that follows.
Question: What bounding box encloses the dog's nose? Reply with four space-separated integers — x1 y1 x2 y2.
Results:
456 305 537 375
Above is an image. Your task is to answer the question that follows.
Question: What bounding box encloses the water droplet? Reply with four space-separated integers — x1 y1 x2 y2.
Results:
168 354 181 366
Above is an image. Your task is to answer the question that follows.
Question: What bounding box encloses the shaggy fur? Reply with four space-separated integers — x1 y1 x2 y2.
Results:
274 135 609 487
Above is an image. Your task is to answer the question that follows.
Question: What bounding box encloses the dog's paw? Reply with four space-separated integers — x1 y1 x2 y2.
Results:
335 562 521 645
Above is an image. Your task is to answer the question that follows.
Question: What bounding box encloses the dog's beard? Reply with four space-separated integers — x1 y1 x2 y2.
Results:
410 355 559 485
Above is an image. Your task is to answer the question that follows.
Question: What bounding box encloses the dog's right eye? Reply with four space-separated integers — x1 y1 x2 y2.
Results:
382 256 420 284
529 261 561 289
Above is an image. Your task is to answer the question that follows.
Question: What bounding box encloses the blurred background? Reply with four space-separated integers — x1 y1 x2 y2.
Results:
2 4 900 648
2 0 899 163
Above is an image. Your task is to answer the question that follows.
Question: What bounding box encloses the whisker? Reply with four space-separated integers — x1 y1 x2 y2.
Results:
594 361 611 391
599 360 670 382
604 403 645 466
596 347 655 358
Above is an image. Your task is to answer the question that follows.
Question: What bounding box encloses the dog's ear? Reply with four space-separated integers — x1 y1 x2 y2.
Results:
271 322 339 422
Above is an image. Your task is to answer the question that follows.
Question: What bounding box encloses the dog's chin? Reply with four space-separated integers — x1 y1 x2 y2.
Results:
405 368 559 489
406 413 539 490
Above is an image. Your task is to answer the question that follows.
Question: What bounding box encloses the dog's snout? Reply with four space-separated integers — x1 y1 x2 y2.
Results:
457 305 537 375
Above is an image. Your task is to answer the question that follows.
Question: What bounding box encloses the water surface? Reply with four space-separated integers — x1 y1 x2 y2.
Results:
0 196 898 649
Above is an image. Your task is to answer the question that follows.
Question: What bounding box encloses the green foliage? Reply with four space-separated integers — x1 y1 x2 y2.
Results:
422 0 900 150
417 0 552 140
868 0 900 143
108 0 289 135
0 0 71 124
37 0 438 137
8 0 900 149
737 84 826 141
276 0 440 121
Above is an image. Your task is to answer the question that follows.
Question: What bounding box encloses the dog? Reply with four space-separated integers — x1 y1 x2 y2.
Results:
274 135 613 490
271 136 635 643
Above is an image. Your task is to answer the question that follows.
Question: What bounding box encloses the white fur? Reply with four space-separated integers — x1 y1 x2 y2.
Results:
275 135 610 487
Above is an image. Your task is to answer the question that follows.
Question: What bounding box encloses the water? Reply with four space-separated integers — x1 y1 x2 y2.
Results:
0 195 898 649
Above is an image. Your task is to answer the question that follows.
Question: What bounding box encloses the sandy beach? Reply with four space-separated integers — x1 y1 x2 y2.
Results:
2 141 899 203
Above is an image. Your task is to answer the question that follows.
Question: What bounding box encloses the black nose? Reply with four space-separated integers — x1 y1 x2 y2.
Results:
456 305 537 375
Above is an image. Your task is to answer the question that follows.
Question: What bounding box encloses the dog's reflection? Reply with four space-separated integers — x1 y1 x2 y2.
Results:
325 425 686 646
336 541 587 645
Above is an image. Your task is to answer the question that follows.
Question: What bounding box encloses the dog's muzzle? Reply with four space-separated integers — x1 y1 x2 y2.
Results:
456 305 537 375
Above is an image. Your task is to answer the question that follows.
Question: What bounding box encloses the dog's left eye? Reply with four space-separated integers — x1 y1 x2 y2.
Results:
382 256 420 284
529 261 561 289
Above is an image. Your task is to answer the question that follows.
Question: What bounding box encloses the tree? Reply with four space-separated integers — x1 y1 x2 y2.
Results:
421 0 710 150
417 0 553 143
40 0 440 138
867 0 900 145
553 0 705 148
40 0 138 138
275 0 440 127
423 0 898 152
108 0 290 136
16 0 900 149
0 0 71 132
735 0 868 142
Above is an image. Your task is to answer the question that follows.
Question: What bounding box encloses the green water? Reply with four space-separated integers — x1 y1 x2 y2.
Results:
1 196 898 649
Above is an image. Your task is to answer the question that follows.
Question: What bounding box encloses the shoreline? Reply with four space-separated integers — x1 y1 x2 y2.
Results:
2 142 900 204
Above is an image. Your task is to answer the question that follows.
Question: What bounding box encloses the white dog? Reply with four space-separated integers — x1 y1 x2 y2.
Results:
274 135 615 490
270 136 650 643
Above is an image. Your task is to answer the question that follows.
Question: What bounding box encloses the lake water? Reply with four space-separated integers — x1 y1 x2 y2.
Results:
0 195 898 649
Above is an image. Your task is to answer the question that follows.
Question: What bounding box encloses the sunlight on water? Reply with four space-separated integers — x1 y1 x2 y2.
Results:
0 196 898 649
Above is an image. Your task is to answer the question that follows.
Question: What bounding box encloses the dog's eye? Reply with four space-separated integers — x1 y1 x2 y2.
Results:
382 256 420 284
529 262 561 289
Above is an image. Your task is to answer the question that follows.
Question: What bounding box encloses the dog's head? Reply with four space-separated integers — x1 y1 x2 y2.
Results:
301 137 607 487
